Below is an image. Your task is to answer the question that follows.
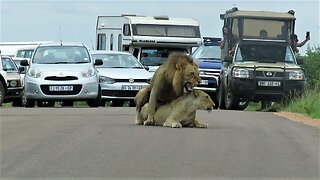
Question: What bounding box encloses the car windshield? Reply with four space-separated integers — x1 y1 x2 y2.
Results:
192 45 220 59
32 46 90 64
92 53 143 68
140 47 187 66
1 57 18 72
235 44 295 63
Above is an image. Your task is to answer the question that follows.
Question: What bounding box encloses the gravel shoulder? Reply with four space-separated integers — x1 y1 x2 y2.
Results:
275 111 320 127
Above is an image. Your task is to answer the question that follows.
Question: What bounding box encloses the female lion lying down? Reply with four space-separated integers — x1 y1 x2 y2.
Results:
140 90 214 128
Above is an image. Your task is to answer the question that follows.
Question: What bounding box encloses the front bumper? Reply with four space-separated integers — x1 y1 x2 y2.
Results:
229 77 306 101
4 87 23 100
100 82 149 100
24 77 99 100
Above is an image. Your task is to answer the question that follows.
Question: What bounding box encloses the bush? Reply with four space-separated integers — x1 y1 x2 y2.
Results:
302 46 320 90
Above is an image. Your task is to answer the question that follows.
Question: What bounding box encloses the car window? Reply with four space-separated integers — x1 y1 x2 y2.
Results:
235 44 295 64
1 57 18 72
192 45 221 59
92 54 143 68
33 46 90 64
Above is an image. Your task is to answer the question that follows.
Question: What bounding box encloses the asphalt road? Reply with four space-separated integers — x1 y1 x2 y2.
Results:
0 107 319 179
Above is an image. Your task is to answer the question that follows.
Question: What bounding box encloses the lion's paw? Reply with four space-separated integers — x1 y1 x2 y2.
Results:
163 121 182 128
171 123 182 128
135 119 144 125
196 123 208 128
143 120 155 126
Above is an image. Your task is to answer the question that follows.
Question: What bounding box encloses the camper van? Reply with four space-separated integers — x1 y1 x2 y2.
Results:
96 15 202 73
0 41 53 58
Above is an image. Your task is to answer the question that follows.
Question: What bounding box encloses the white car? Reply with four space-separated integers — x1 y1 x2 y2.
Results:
21 43 103 107
91 51 152 107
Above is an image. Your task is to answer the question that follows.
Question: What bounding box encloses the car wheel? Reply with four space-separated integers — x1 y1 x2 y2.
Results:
88 86 101 107
24 98 35 108
225 86 240 110
111 100 124 107
218 79 226 110
0 82 4 106
12 98 23 107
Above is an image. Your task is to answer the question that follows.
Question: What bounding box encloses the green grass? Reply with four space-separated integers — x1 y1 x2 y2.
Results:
281 90 320 119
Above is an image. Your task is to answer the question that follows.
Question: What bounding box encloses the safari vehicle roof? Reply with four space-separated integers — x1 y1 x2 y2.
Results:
221 8 296 20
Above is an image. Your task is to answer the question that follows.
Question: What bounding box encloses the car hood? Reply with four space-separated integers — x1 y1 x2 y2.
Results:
6 71 21 80
31 64 95 77
196 59 222 69
97 68 152 79
234 62 302 71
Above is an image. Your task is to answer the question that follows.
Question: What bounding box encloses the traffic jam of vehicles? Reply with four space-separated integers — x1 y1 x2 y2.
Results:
0 7 306 109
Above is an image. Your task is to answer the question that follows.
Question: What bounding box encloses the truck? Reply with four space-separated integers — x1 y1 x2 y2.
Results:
0 51 8 106
218 7 306 110
192 37 222 108
95 15 202 73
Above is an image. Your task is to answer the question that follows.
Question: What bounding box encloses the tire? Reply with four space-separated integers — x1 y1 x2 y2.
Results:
87 86 101 107
218 78 226 110
100 100 106 107
24 99 35 108
12 98 23 107
0 82 4 106
225 86 240 110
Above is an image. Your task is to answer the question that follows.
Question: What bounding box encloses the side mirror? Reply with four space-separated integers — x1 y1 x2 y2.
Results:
144 66 149 71
20 59 29 66
224 55 233 63
18 66 25 73
94 59 103 66
296 58 304 65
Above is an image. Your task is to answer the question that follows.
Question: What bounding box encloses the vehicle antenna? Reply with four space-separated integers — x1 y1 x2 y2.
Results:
59 25 63 45
91 39 94 50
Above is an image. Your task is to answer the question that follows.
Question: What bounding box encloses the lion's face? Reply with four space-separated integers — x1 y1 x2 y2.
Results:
193 90 214 111
182 63 201 93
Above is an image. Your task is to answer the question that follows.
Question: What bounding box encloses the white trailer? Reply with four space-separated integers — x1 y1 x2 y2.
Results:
96 15 202 72
0 41 53 58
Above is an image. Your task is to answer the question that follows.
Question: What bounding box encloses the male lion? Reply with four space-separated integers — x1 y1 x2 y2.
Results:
134 52 201 125
140 90 214 128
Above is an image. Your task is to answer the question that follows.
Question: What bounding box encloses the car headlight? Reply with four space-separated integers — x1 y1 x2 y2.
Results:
289 70 304 80
28 68 41 78
82 67 95 78
232 68 249 78
9 80 17 87
99 76 115 84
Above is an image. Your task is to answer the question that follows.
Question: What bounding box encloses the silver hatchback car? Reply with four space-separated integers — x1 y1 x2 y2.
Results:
21 43 103 107
91 51 152 107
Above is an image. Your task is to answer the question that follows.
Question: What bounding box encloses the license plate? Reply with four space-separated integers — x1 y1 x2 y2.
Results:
200 80 209 85
121 85 144 90
258 81 281 87
49 85 73 91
